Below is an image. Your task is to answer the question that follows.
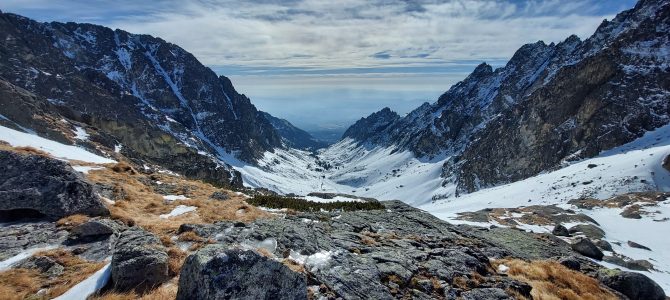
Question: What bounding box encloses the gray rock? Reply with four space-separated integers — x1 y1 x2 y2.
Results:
461 288 511 300
599 270 666 300
209 191 229 201
69 219 121 240
15 255 64 277
177 246 307 300
558 256 581 270
594 239 613 252
603 256 654 271
571 238 604 260
568 224 605 240
552 224 570 237
111 228 168 292
0 150 109 220
627 240 651 251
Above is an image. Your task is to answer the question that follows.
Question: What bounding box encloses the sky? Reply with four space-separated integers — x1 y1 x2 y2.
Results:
3 0 637 134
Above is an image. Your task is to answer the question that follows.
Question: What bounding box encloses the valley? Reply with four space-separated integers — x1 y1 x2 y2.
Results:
0 0 669 299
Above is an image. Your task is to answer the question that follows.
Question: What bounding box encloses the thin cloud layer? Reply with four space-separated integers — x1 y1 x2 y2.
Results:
4 0 635 72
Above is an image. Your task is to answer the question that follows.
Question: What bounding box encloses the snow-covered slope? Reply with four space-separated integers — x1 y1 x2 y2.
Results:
419 124 670 293
0 125 115 164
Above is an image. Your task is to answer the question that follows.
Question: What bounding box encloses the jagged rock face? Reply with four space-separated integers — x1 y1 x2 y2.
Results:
0 11 283 187
261 111 327 150
343 0 670 194
0 150 109 220
177 247 308 300
342 107 400 142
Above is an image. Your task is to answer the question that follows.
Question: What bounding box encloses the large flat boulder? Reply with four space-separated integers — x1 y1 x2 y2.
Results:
177 246 307 300
0 150 108 220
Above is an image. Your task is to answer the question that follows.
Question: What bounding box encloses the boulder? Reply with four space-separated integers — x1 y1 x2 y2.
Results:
461 288 511 300
558 256 581 270
209 191 229 201
111 228 168 292
551 224 570 237
568 224 605 240
0 150 109 220
598 270 666 300
69 219 121 240
16 255 64 277
627 240 651 251
571 238 604 260
177 246 307 300
594 239 613 252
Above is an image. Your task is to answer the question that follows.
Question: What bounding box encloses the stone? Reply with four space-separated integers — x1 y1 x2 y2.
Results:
209 191 229 201
571 238 604 260
568 224 605 240
69 219 121 240
461 288 511 300
558 256 581 270
551 224 570 237
16 256 64 277
599 270 666 300
627 240 651 251
0 150 109 220
177 246 307 300
594 239 613 252
111 228 168 292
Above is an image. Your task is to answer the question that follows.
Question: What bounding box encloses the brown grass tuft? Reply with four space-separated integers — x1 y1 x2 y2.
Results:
0 268 42 300
178 231 204 242
492 259 618 300
111 161 137 174
167 247 187 277
56 214 90 229
92 281 178 300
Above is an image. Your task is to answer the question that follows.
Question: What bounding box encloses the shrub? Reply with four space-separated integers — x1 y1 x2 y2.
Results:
246 195 385 212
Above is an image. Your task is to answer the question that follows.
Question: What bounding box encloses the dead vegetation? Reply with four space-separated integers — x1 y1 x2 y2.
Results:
492 259 618 300
0 248 106 299
91 280 179 300
56 214 90 229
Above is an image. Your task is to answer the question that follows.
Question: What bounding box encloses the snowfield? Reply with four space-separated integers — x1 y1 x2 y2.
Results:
0 125 115 164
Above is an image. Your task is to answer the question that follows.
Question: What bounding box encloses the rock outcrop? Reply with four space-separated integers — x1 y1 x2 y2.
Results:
177 247 308 300
111 228 168 292
0 150 109 220
176 201 557 299
598 270 666 300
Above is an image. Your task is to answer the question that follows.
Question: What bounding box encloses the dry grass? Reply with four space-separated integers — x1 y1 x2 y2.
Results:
492 259 618 300
92 281 179 300
0 268 42 300
56 214 90 229
0 248 106 299
35 249 107 297
177 231 204 242
282 259 306 273
167 247 188 277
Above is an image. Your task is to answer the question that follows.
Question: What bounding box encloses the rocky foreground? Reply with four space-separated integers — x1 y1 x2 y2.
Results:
0 148 667 300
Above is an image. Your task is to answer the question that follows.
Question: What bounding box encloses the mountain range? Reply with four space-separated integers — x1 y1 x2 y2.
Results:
0 0 669 298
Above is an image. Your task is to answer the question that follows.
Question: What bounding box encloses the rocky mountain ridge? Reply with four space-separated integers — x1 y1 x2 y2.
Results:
343 0 670 195
260 112 328 151
0 10 292 187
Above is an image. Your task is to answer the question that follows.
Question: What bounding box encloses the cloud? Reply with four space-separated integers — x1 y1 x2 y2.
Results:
3 0 636 71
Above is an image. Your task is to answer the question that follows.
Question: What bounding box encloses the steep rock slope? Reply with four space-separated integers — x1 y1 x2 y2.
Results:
343 0 670 195
0 11 284 186
260 112 327 151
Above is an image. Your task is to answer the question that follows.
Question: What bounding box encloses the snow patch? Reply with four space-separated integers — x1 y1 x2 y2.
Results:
160 205 197 219
0 125 114 164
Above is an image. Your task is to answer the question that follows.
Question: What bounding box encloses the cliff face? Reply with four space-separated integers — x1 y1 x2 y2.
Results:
0 12 287 187
342 0 670 194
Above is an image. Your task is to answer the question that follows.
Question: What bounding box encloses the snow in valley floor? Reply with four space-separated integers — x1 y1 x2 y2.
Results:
229 125 670 293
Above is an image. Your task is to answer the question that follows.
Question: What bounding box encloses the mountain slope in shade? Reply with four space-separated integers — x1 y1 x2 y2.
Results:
0 10 289 186
342 0 670 195
260 112 327 151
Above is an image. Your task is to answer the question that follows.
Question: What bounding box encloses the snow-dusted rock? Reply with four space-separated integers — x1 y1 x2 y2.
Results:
0 149 109 220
